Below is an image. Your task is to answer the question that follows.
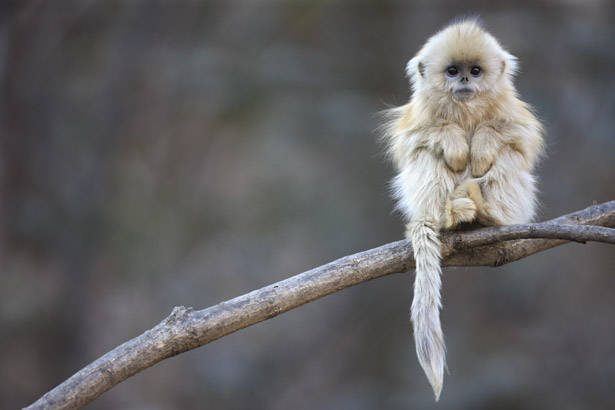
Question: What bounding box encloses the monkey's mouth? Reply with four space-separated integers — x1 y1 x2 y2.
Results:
453 87 475 100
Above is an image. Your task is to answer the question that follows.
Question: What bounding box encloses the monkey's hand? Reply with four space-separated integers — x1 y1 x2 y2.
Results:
470 125 503 177
438 125 469 172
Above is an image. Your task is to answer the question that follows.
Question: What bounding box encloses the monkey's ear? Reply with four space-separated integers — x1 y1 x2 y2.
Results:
501 52 519 76
406 57 423 79
418 62 425 77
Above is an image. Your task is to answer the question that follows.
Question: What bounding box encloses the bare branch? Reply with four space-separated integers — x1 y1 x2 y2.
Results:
449 223 615 246
25 201 615 410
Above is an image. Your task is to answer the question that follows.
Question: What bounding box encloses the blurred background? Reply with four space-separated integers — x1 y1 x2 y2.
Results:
1 1 613 409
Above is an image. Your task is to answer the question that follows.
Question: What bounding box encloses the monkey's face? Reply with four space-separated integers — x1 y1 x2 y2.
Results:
413 54 506 105
408 21 518 106
444 62 483 101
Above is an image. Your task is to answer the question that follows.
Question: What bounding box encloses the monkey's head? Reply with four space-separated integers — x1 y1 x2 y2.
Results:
407 18 518 105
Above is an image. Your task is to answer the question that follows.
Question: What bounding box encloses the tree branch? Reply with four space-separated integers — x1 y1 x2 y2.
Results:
25 201 615 410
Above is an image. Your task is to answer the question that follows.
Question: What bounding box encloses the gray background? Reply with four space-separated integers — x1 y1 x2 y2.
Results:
1 1 614 409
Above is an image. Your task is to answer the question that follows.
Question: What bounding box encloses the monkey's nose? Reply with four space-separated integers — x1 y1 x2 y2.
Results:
461 76 468 83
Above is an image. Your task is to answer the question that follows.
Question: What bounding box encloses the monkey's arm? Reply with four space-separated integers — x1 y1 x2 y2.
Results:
469 121 508 177
474 141 542 226
471 106 543 178
414 123 469 172
466 112 544 226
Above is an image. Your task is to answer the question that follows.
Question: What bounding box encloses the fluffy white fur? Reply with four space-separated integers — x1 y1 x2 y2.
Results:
382 18 544 400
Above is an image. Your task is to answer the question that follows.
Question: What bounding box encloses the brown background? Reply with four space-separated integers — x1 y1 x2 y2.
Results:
1 1 613 409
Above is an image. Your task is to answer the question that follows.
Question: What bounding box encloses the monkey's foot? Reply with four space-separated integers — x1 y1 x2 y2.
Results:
454 179 495 225
440 197 476 230
457 180 485 214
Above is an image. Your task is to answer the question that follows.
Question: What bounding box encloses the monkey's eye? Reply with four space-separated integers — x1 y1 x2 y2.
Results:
446 66 459 76
470 66 482 76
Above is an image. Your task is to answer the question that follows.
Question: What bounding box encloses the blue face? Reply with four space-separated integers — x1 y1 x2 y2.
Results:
444 63 483 101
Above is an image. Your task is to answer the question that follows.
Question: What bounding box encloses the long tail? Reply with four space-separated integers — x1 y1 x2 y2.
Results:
407 220 446 401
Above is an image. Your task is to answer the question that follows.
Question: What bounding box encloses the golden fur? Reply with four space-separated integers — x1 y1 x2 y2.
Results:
382 18 544 400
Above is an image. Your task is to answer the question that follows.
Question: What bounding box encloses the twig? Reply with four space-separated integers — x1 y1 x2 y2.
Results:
25 201 615 410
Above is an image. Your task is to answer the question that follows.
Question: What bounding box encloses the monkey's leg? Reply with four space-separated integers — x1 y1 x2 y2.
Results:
476 146 539 225
393 150 474 234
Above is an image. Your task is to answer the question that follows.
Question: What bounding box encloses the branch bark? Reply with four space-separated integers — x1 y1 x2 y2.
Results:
25 201 615 410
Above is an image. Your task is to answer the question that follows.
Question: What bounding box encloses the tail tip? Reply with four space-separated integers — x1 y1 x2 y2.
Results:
433 383 442 402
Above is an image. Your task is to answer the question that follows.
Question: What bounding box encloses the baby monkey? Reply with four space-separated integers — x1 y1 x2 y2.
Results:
382 18 544 400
